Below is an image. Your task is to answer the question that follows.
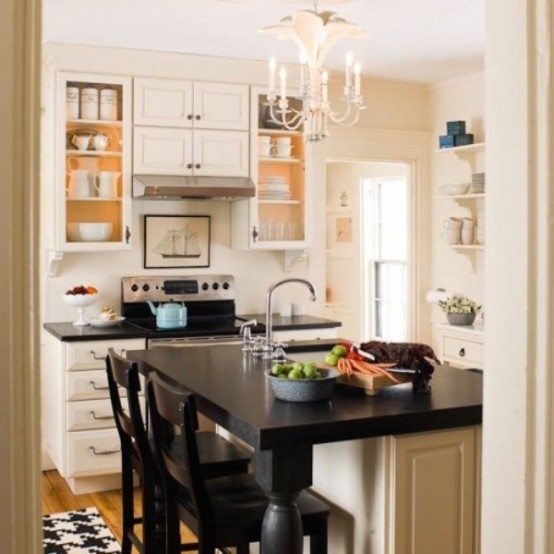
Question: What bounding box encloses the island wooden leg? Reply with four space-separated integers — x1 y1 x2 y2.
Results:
256 444 313 554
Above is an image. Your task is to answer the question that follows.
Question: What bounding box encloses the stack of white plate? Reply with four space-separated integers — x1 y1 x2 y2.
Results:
470 172 485 194
258 176 291 200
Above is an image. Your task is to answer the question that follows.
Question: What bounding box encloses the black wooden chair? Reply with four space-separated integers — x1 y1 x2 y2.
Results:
148 372 330 554
106 348 252 554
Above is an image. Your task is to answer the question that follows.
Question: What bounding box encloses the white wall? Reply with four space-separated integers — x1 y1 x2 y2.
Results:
428 72 485 326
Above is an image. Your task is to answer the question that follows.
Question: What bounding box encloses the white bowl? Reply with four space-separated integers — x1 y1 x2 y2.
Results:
63 292 97 308
67 222 113 242
439 183 470 196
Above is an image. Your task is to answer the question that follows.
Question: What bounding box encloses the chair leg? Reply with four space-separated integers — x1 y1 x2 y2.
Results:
120 454 134 554
309 523 328 554
141 470 158 553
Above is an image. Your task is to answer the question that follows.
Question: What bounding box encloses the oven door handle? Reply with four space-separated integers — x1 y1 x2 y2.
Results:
149 336 244 348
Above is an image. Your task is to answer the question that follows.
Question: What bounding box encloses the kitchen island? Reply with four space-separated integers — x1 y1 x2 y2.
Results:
128 342 482 554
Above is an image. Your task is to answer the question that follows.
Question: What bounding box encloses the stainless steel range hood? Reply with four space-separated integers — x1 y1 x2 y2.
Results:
133 175 255 200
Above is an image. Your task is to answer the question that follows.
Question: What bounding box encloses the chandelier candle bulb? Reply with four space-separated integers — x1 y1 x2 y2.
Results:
345 52 353 87
321 70 329 102
354 63 361 96
279 67 287 99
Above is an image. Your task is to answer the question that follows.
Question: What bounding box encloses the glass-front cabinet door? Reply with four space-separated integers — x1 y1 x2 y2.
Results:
57 72 132 251
231 86 312 251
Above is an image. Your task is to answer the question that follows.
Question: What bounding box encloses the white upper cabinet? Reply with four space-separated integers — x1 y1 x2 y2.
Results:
56 71 133 253
133 78 250 177
133 78 249 130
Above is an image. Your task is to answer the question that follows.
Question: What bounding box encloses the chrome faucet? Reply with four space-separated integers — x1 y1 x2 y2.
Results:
264 278 317 354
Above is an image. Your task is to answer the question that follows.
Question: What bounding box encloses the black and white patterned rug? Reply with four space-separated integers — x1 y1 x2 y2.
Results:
43 507 121 553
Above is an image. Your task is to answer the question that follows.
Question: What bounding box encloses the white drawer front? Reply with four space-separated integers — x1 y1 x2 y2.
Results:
66 339 145 371
66 429 122 477
272 328 338 342
67 369 114 401
66 397 146 431
442 336 484 367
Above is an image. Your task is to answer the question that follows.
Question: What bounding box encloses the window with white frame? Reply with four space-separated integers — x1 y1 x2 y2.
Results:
362 176 409 341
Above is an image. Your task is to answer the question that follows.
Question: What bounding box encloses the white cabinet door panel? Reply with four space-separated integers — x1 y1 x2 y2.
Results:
133 127 193 175
134 77 193 127
194 82 249 130
193 130 249 177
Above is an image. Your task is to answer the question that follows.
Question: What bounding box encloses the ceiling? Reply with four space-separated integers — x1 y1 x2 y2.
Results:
42 0 484 84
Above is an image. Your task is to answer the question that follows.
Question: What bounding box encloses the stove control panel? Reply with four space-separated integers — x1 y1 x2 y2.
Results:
122 275 235 303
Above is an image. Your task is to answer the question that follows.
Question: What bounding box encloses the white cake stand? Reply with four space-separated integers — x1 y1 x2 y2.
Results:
63 293 97 326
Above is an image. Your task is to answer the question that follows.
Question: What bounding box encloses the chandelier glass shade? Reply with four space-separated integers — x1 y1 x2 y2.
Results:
260 5 367 142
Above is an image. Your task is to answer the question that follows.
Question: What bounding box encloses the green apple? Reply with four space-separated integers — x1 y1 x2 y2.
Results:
325 353 338 366
303 362 319 379
291 361 304 372
331 344 348 357
271 363 286 376
287 368 303 379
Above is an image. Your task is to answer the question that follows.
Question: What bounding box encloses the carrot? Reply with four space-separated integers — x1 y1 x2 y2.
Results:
349 359 401 383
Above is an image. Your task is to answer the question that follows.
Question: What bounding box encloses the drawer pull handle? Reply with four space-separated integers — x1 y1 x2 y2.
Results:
459 347 466 357
89 380 109 391
89 446 121 456
90 349 125 360
89 410 115 421
90 350 104 361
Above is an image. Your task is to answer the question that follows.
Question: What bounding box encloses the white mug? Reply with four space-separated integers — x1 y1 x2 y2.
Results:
291 303 304 316
66 86 79 119
442 217 463 230
259 143 275 157
94 171 120 198
71 134 92 151
461 228 474 245
279 303 292 317
67 170 93 198
441 229 461 245
92 134 111 151
275 144 293 157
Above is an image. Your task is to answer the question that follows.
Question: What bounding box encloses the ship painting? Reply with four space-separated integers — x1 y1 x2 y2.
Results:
153 225 201 259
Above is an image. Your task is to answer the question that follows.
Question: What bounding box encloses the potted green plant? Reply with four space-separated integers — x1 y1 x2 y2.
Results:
438 295 481 326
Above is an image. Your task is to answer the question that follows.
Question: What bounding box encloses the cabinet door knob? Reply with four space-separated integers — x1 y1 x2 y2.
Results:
125 226 131 244
187 163 193 169
195 115 201 120
195 164 201 170
187 114 193 120
252 226 259 243
459 347 466 357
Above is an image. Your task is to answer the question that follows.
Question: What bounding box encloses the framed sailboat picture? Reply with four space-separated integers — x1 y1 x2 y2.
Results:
144 215 211 269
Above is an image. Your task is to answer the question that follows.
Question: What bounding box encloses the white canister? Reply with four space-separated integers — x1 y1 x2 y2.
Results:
80 87 99 120
66 86 79 119
99 88 118 121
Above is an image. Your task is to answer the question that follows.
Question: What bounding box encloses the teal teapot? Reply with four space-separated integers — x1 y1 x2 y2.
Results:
146 300 187 329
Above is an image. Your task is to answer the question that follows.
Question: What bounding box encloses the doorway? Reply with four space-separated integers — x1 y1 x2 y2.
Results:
325 161 411 343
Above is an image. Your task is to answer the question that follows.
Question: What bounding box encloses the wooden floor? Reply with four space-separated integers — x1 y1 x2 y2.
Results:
42 469 198 552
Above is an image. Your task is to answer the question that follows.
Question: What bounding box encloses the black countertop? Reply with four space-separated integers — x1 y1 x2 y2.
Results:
128 343 483 451
43 314 342 342
43 321 148 342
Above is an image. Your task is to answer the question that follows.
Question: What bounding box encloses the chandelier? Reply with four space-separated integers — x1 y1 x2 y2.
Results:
260 1 367 142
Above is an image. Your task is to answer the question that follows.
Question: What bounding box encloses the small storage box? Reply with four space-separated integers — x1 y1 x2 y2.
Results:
454 133 474 146
446 120 466 135
439 135 455 149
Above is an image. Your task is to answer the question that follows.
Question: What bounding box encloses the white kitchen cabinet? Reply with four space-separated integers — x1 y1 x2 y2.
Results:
133 126 249 177
133 78 250 177
42 334 145 493
231 86 313 252
313 426 481 554
133 78 249 130
272 328 338 342
434 323 484 369
388 427 478 554
56 72 133 253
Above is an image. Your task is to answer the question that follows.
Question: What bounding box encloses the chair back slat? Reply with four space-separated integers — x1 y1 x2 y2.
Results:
106 348 151 461
148 373 215 526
